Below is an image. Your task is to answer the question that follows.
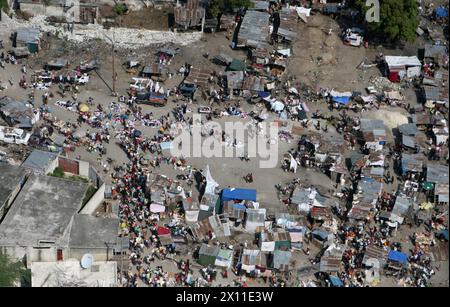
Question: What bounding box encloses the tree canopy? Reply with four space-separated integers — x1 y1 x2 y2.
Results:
0 0 9 13
0 252 28 287
356 0 419 43
207 0 254 17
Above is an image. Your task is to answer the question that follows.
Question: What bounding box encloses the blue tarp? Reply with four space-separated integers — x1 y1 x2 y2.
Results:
258 91 270 98
160 142 173 150
332 96 351 105
388 250 408 264
222 188 257 202
329 275 343 287
435 6 449 18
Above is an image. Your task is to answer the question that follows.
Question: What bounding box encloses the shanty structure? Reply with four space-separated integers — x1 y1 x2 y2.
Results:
384 56 422 82
236 10 270 48
13 27 42 53
174 0 205 29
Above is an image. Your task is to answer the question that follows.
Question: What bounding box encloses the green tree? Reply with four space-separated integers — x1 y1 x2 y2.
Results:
113 3 128 16
0 0 9 14
356 0 418 43
207 0 253 30
0 252 28 287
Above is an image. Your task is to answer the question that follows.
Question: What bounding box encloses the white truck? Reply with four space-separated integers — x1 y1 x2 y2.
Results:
0 126 31 145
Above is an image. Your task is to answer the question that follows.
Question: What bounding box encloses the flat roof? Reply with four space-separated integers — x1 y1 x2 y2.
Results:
0 164 29 206
69 215 119 249
22 149 58 173
0 174 88 246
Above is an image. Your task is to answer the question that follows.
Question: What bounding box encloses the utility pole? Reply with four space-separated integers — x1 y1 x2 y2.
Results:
104 31 116 96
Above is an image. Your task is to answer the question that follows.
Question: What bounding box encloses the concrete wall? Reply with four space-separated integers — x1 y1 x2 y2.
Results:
67 247 109 261
20 3 65 17
80 182 105 215
78 160 90 177
46 156 59 175
0 245 61 266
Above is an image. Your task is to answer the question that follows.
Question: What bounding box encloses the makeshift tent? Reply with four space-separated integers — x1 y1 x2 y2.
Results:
150 203 165 213
198 244 220 266
204 165 219 195
222 188 257 202
214 249 233 268
435 6 449 18
270 100 285 112
226 59 247 72
329 275 344 287
245 208 266 232
387 250 408 265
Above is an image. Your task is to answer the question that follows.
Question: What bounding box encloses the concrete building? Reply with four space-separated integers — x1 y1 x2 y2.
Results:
68 215 119 261
21 149 59 175
0 164 30 221
0 174 89 264
31 260 117 287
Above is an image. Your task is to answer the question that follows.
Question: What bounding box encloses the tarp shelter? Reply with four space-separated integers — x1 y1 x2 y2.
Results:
329 275 344 287
226 71 244 90
385 56 422 80
222 188 257 202
435 6 449 18
388 250 408 265
214 249 233 268
198 244 220 266
245 208 266 232
330 90 352 105
204 165 219 196
183 198 200 223
272 250 291 271
150 203 165 213
226 59 247 72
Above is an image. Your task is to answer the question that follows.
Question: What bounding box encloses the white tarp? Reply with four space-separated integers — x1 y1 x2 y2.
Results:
185 210 200 222
385 56 421 68
277 48 291 57
330 90 352 97
295 7 311 17
271 101 285 112
261 241 276 252
204 165 219 196
289 155 298 173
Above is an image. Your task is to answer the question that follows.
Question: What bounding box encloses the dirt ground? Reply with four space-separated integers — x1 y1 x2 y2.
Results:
119 6 173 31
0 10 448 287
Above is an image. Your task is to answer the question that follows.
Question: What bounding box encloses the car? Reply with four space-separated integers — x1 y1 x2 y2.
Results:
0 126 31 145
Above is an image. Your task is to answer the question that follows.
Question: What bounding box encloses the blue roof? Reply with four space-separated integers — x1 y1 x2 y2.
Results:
388 250 408 264
332 96 351 105
222 188 257 202
435 6 448 18
329 275 343 287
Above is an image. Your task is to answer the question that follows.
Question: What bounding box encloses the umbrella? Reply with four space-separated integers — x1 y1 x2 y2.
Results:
133 130 142 137
78 103 89 112
422 182 434 191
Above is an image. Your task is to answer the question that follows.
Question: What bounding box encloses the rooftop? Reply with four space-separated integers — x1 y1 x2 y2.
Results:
0 164 29 206
0 174 88 246
69 215 119 249
22 149 58 174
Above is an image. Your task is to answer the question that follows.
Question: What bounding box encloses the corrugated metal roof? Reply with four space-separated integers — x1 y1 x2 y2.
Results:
238 10 270 48
427 164 449 184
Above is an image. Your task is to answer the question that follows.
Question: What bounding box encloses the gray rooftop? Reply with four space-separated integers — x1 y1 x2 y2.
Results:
0 174 88 246
427 164 449 184
238 10 270 48
398 123 419 136
360 118 385 132
69 215 119 249
0 165 29 206
22 149 58 174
